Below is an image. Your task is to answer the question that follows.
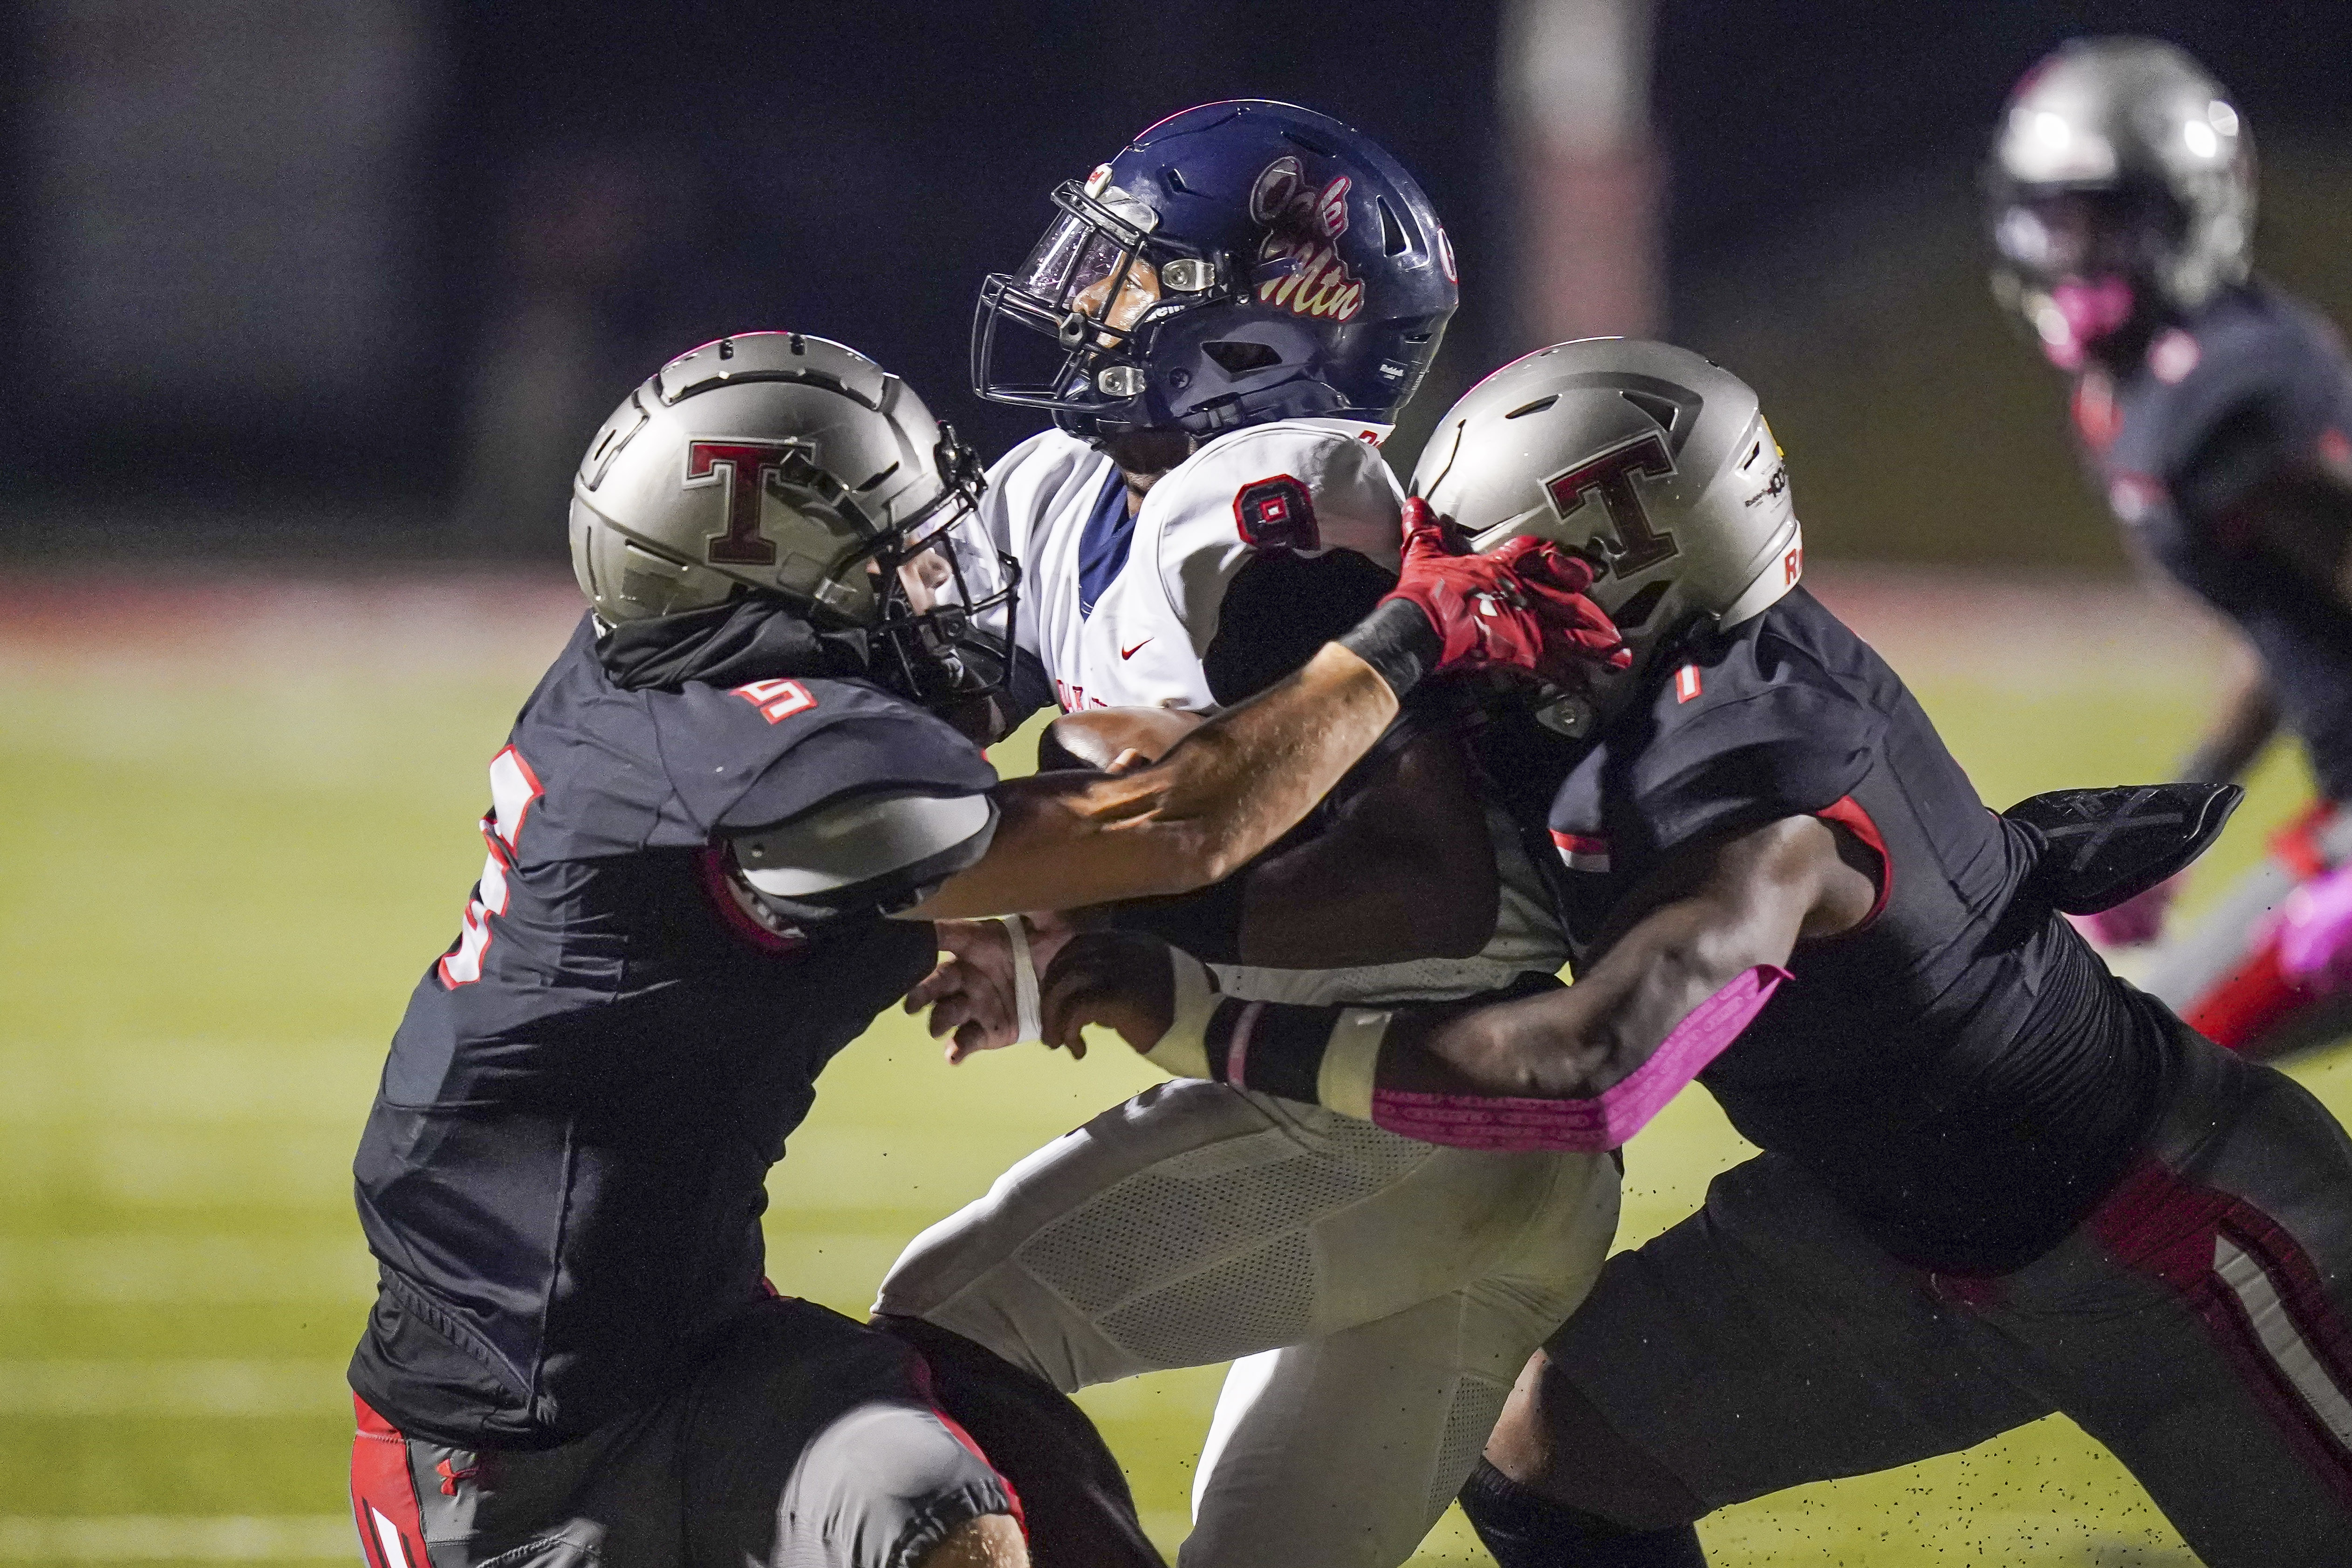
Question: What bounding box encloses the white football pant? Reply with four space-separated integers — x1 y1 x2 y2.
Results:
873 1077 1618 1568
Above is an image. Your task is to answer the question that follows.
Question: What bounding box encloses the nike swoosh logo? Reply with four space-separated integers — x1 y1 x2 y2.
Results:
1120 638 1152 659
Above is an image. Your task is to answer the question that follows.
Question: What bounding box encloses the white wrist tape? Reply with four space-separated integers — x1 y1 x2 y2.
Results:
1143 946 1220 1080
1315 1007 1392 1121
996 915 1042 1044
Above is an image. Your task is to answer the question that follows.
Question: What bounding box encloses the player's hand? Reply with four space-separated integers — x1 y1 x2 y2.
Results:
2277 863 2352 993
906 916 1077 1063
2070 871 2181 948
1038 931 1179 1059
1384 499 1630 685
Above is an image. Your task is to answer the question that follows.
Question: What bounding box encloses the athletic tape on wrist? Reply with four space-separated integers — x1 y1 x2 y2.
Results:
1315 1007 1391 1121
1370 965 1791 1152
1335 598 1441 700
1142 946 1220 1080
996 916 1042 1045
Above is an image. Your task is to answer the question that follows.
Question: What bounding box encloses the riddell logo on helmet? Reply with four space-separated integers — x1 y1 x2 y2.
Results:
1249 156 1364 322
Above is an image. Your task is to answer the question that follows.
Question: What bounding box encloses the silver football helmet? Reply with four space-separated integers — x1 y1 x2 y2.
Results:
568 331 1015 698
1413 338 1802 736
1988 39 2253 362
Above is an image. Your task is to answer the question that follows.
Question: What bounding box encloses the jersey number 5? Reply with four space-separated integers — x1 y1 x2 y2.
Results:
1234 475 1320 552
438 746 544 988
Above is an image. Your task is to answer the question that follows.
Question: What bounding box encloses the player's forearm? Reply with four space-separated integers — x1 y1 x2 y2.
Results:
909 644 1401 918
1153 823 1837 1149
1391 901 1786 1098
1162 929 1787 1153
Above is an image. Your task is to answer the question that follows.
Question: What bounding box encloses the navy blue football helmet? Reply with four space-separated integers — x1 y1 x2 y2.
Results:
972 100 1459 442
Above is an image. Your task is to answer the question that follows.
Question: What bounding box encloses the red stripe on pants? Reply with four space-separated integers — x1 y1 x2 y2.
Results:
2181 934 2312 1051
907 1350 1028 1541
350 1395 429 1568
2087 1158 2352 1507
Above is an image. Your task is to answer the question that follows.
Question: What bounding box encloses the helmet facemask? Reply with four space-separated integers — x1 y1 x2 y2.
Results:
863 429 1021 711
972 171 1227 435
1990 184 2189 368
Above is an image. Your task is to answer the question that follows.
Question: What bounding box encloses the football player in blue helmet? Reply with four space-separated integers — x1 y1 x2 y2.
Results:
972 98 1458 446
877 103 1630 1568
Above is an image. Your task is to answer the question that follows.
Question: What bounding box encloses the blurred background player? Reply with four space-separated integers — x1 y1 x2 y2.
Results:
345 329 1614 1568
1989 37 2352 1053
1038 340 2352 1568
875 103 1622 1568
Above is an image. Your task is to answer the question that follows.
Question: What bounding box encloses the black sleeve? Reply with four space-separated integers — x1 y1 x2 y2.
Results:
1203 549 1395 706
2173 397 2296 522
1625 686 1883 854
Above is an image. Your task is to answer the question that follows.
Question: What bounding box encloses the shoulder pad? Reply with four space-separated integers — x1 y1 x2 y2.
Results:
1145 422 1405 652
2147 300 2336 467
2003 783 2242 915
730 790 1000 922
653 675 997 838
983 429 1108 553
1557 622 1884 858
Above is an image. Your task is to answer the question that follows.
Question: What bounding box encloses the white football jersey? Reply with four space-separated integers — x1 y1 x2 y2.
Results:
985 419 1571 1005
981 418 1404 715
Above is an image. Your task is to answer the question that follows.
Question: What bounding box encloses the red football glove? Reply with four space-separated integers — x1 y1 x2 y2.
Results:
1383 500 1629 685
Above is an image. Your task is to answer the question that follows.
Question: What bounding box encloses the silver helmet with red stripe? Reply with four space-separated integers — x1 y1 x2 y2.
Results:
567 331 1015 699
1412 338 1802 734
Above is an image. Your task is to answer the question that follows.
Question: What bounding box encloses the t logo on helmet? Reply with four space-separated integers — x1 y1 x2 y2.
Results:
686 440 805 566
1543 432 1679 578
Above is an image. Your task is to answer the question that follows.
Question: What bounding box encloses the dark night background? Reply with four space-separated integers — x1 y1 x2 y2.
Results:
2 0 2347 568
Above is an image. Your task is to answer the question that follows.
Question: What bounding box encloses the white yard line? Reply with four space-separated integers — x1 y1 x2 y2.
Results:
0 1238 375 1304
0 1361 350 1417
0 1516 352 1562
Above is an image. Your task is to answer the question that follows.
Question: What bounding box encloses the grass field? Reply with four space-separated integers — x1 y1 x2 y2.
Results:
4 566 2345 1567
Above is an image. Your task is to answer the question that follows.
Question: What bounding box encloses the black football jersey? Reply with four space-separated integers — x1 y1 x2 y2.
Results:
349 615 996 1448
2074 282 2352 797
1547 589 2180 1273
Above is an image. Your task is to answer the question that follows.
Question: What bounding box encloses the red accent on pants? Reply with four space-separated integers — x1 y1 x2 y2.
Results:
1814 794 1890 926
907 1352 1029 1541
2087 1158 2352 1507
2182 936 2311 1050
2181 801 2337 1051
350 1395 430 1568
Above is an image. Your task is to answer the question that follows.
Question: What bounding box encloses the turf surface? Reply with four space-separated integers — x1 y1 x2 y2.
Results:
3 568 2343 1566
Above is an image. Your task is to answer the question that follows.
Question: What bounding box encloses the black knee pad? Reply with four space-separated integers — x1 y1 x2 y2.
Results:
1459 1460 1707 1568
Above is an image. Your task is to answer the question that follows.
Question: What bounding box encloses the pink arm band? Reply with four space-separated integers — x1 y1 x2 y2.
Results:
1368 965 1791 1152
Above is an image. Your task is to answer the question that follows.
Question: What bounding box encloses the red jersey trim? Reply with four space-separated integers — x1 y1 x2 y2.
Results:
1814 794 1890 928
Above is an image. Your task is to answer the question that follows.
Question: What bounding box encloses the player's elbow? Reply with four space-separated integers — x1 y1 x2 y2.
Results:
1186 823 1256 890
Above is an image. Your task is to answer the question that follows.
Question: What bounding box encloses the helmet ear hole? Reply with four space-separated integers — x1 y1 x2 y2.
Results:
1204 340 1284 376
1620 389 1689 437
